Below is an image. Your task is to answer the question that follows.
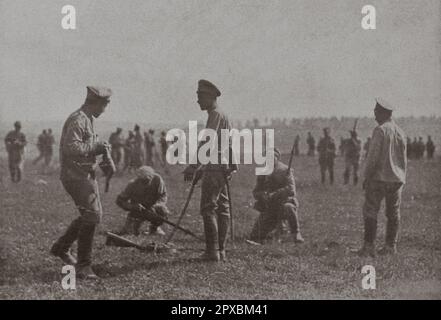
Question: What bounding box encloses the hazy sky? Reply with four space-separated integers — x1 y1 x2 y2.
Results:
1 0 440 124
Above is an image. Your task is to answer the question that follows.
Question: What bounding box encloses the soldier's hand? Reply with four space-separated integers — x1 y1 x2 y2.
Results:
132 203 146 212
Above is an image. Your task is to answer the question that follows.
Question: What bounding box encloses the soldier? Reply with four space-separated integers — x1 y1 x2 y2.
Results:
343 130 362 185
33 130 47 165
144 129 156 166
114 166 167 236
306 132 315 156
247 148 304 244
109 128 125 169
364 137 371 158
132 125 145 168
293 135 300 156
357 98 407 257
183 80 236 262
50 86 112 280
411 138 418 159
417 137 425 159
426 135 435 159
406 137 412 159
159 130 169 166
317 128 336 184
123 130 135 172
4 121 27 183
44 128 55 169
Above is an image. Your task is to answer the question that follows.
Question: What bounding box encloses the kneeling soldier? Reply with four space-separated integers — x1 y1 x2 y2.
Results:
248 148 304 244
115 166 168 236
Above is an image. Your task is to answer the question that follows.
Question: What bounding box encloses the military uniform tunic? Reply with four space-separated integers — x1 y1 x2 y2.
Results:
363 119 406 221
4 130 27 181
250 161 300 241
59 107 102 225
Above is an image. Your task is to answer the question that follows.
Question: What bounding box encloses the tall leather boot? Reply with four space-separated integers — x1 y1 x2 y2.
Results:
357 218 377 257
200 214 219 262
217 214 230 261
379 217 399 255
50 218 81 265
76 223 99 279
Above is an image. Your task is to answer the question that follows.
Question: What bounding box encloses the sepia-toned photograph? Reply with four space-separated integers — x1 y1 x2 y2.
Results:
0 0 440 304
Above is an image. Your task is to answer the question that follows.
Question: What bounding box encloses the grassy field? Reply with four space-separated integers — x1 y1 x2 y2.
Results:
0 154 440 299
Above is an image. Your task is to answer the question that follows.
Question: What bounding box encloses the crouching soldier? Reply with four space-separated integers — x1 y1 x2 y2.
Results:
115 166 168 236
248 148 304 244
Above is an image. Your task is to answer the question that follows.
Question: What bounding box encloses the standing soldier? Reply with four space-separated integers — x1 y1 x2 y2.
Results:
4 121 27 183
123 131 135 172
293 135 300 156
159 130 169 166
426 135 435 159
50 86 112 280
113 166 168 236
43 128 55 173
247 148 304 244
357 98 407 257
406 137 412 159
417 137 425 159
183 80 237 262
109 127 125 169
144 129 156 166
306 132 315 156
317 128 336 184
33 129 47 165
343 130 362 185
411 138 418 159
132 125 145 169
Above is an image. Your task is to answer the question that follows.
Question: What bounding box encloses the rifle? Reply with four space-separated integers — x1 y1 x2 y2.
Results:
287 136 296 173
105 232 176 253
165 173 199 244
139 204 204 242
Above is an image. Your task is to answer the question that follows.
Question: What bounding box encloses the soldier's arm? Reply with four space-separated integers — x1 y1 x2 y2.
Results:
116 181 139 211
270 170 296 201
62 118 99 157
364 127 384 180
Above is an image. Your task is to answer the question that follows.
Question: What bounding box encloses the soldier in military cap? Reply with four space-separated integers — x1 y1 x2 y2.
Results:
144 129 156 167
114 166 168 236
132 124 145 168
248 148 304 244
343 130 362 185
306 132 315 156
426 135 435 159
4 121 27 182
183 80 237 262
357 98 407 257
50 86 112 280
32 129 47 166
44 128 55 170
317 128 336 184
109 127 125 170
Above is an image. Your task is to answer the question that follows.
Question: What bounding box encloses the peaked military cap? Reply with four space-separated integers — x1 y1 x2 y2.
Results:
197 80 221 97
375 98 394 112
86 86 112 101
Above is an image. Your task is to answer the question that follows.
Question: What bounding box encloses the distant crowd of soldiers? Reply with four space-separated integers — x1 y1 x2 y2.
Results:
406 136 435 159
108 126 169 172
